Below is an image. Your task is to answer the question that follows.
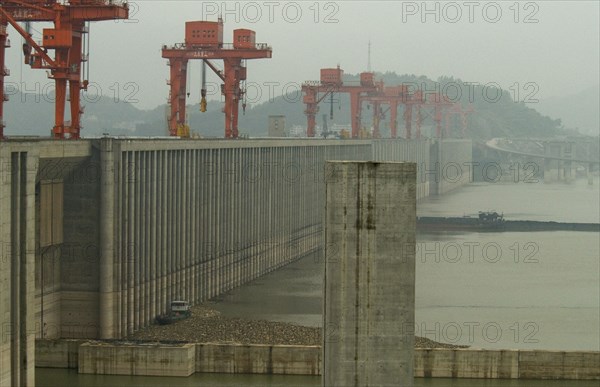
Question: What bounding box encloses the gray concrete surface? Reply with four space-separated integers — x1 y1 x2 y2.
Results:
0 145 39 387
36 339 600 380
323 161 417 387
1 138 471 386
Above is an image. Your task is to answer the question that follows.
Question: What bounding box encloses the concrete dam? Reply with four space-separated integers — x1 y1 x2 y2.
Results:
0 137 471 385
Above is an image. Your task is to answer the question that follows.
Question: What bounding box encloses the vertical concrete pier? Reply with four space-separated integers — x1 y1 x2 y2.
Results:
0 147 38 387
323 161 416 387
543 141 575 183
99 138 117 339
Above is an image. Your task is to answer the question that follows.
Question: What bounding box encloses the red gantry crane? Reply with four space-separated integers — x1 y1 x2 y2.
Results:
400 91 455 139
301 67 462 140
162 18 272 138
444 103 474 138
358 85 412 139
402 90 425 139
0 0 129 139
302 66 381 138
360 88 463 139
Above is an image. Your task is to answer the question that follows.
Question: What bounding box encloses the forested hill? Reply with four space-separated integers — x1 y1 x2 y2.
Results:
3 72 572 139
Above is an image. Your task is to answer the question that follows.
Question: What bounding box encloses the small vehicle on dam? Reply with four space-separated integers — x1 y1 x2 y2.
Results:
155 300 191 325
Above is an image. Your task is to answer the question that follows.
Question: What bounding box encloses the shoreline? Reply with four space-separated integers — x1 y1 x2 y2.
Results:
127 304 467 349
32 304 597 380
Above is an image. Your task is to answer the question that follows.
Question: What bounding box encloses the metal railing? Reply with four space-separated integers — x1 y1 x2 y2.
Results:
79 0 129 6
163 42 272 51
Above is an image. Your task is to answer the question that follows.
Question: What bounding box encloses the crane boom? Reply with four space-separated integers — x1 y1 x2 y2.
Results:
0 0 129 139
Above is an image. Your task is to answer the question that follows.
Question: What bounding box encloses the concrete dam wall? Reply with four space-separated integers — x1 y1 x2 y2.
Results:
431 139 473 195
35 340 600 380
372 139 431 199
94 139 372 339
1 141 94 387
372 139 473 197
0 138 471 385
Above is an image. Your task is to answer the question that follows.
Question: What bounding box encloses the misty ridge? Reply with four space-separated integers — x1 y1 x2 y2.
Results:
4 72 598 139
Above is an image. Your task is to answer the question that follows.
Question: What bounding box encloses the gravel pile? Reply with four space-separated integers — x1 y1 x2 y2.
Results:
129 304 468 349
415 336 468 349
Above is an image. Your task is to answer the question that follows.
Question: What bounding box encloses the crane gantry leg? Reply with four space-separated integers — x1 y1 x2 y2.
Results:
435 105 442 138
390 100 398 139
404 105 413 139
0 21 8 140
223 58 243 139
416 106 423 139
167 58 189 137
349 90 362 138
371 101 380 138
67 21 85 139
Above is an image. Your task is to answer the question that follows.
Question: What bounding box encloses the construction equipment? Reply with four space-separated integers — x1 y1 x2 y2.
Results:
302 65 468 140
365 88 456 139
301 66 381 138
418 92 455 138
0 0 129 139
155 300 191 325
358 85 411 138
444 103 475 138
162 19 272 138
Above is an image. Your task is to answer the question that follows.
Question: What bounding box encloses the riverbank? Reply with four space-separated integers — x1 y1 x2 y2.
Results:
127 304 465 349
35 305 598 380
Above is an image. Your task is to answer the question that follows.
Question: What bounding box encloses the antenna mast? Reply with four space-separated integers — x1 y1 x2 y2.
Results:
367 40 371 72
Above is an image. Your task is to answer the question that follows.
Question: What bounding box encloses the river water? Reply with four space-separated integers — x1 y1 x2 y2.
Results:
39 178 599 386
212 178 600 351
34 368 600 386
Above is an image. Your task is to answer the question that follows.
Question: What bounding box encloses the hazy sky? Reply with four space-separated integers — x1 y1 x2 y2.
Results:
4 1 599 110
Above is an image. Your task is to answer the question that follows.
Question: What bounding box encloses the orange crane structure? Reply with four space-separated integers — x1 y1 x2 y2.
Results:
444 103 474 138
358 85 412 138
301 65 474 140
302 66 381 138
301 68 463 140
364 89 458 139
162 18 272 138
395 91 455 139
401 90 425 139
0 0 129 140
418 92 455 138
